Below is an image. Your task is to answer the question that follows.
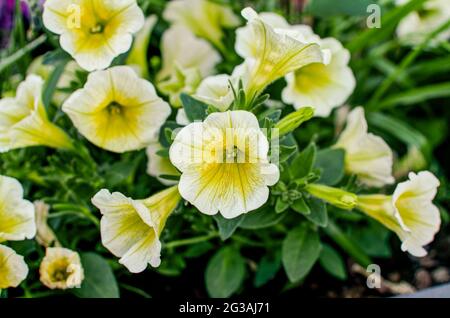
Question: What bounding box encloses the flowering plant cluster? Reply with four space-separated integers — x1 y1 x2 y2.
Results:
0 0 448 298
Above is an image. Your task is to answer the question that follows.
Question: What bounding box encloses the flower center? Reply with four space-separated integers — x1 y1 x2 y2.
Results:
51 266 70 282
107 102 123 115
90 23 105 34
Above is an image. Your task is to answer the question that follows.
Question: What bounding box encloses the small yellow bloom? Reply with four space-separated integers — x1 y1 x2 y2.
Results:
334 107 394 187
236 8 324 102
169 110 279 219
358 171 441 257
0 245 29 289
194 74 235 111
396 0 450 46
43 0 145 71
146 142 180 186
62 66 171 153
0 175 36 243
39 247 84 290
126 15 158 79
0 75 74 152
34 201 59 248
92 186 181 273
163 0 240 50
157 26 221 107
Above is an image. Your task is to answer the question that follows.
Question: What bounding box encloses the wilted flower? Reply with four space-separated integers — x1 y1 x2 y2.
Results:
0 244 29 289
43 0 145 71
194 74 235 111
163 0 240 50
0 75 74 152
236 8 324 103
169 110 279 219
92 186 181 273
39 247 84 289
157 26 221 107
126 15 158 79
396 0 450 46
357 171 441 257
334 107 394 187
62 66 171 153
146 142 180 186
34 201 59 248
0 175 36 242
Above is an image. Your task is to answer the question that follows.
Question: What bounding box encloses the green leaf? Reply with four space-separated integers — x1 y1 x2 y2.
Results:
42 59 68 110
304 197 328 227
319 244 347 280
291 197 311 215
282 225 322 283
314 148 345 186
205 247 246 298
348 221 392 258
180 93 209 122
254 251 281 288
291 143 316 179
73 253 119 298
213 214 244 240
275 197 289 213
240 206 286 229
159 121 181 147
305 0 375 17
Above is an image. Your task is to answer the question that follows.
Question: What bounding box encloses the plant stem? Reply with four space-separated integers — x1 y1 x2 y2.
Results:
164 233 219 249
0 34 47 74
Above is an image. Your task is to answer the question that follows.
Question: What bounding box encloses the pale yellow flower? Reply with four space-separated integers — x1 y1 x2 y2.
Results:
62 66 171 153
0 175 36 243
39 247 84 290
34 201 59 248
0 245 29 289
157 26 221 107
92 186 181 273
126 15 158 79
334 107 394 187
169 110 279 219
43 0 145 71
194 74 235 111
0 75 74 152
358 171 441 257
236 8 324 102
396 0 450 46
163 0 240 50
146 142 180 186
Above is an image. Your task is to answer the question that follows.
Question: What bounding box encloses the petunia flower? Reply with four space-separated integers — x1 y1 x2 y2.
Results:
157 26 221 107
194 74 235 111
0 75 74 152
91 186 181 273
163 0 240 50
126 15 158 79
334 107 394 187
0 244 29 289
169 110 279 219
34 201 59 248
236 8 324 103
396 0 450 46
357 171 441 257
39 247 84 290
0 175 36 243
146 142 180 186
62 66 171 153
43 0 145 71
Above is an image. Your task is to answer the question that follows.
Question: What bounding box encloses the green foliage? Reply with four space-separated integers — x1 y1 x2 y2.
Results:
319 244 347 280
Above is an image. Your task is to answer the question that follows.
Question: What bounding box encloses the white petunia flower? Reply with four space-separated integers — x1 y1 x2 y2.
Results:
169 110 279 219
163 0 240 50
92 186 181 273
334 107 394 187
396 0 450 46
63 66 171 153
43 0 145 71
39 247 84 290
194 74 235 111
0 175 36 243
358 171 441 257
0 245 29 289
